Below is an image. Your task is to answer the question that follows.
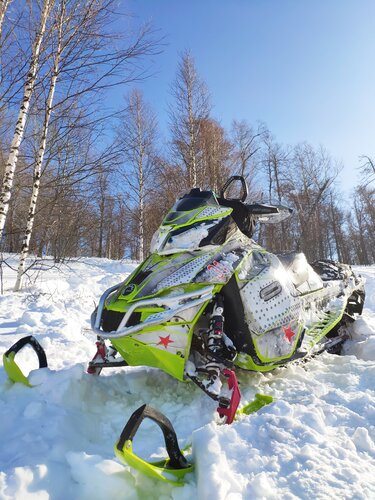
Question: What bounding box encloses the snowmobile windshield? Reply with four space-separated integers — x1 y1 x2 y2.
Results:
249 203 293 224
162 190 221 227
150 190 233 254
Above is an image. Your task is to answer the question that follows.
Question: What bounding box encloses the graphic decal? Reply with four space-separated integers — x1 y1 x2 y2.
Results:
157 335 174 349
283 325 295 342
207 261 227 280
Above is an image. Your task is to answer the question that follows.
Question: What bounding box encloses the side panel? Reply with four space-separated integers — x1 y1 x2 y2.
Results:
234 250 304 369
111 300 211 381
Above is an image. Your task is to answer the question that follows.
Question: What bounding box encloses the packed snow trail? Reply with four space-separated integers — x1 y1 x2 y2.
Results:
0 256 374 499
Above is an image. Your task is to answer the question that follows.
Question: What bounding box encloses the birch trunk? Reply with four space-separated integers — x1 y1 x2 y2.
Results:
0 0 11 39
98 181 105 258
0 0 52 242
14 0 62 291
138 197 144 261
137 98 144 262
187 84 197 187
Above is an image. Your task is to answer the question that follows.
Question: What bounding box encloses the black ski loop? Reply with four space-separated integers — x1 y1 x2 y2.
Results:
117 404 190 470
5 335 48 369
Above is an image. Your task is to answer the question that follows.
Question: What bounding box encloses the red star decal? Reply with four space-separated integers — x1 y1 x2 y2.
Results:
157 335 174 349
283 325 295 342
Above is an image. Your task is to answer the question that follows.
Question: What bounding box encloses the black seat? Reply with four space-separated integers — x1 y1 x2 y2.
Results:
217 198 256 238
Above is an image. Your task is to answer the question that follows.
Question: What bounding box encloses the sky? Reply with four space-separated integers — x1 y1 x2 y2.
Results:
123 0 375 193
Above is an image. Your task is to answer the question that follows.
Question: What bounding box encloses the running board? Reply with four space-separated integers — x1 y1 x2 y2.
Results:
304 309 344 347
295 332 348 363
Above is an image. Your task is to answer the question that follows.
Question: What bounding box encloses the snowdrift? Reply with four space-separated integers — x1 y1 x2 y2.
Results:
0 256 374 499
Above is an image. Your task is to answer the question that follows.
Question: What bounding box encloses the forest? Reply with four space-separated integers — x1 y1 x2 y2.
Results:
0 0 374 292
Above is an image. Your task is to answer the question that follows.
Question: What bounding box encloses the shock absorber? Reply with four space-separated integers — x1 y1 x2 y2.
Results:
197 295 225 393
207 295 225 354
200 295 236 393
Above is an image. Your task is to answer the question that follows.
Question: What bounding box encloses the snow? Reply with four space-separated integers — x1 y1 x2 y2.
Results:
0 256 375 499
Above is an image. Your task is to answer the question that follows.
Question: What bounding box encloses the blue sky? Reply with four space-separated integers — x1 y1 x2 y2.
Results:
124 0 375 192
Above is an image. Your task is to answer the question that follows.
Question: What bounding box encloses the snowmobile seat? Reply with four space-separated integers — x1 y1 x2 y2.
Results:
277 252 323 294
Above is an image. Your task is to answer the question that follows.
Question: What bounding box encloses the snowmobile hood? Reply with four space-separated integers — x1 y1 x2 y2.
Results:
150 189 233 255
106 239 247 310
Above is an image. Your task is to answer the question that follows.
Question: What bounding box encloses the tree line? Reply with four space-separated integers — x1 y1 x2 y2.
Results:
0 1 373 291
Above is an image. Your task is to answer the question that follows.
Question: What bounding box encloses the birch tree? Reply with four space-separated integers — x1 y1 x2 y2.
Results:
257 133 291 251
359 155 375 186
0 0 11 40
285 144 340 260
0 5 31 120
197 118 232 192
231 120 265 194
0 0 53 242
119 89 157 261
11 0 159 285
169 51 211 188
0 0 158 247
14 0 64 291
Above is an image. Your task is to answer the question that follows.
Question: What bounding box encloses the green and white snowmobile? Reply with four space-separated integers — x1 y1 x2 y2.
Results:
88 175 365 423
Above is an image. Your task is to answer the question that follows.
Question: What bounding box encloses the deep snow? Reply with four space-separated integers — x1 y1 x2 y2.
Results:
0 255 374 499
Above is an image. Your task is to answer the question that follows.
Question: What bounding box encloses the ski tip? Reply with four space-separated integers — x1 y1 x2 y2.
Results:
3 352 32 387
115 404 194 485
114 440 193 486
238 393 274 416
3 336 48 387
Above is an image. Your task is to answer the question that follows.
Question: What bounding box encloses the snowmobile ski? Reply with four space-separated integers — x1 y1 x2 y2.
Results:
114 395 275 484
238 393 274 416
115 404 193 485
3 335 47 387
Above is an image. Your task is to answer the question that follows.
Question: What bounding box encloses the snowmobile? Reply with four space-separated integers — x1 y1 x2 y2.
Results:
1 175 366 484
87 175 365 423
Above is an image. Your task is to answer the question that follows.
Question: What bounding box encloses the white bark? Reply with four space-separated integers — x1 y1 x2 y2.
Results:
187 80 197 187
170 52 210 189
0 0 11 39
15 0 63 291
120 90 156 261
137 95 145 262
0 0 53 242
